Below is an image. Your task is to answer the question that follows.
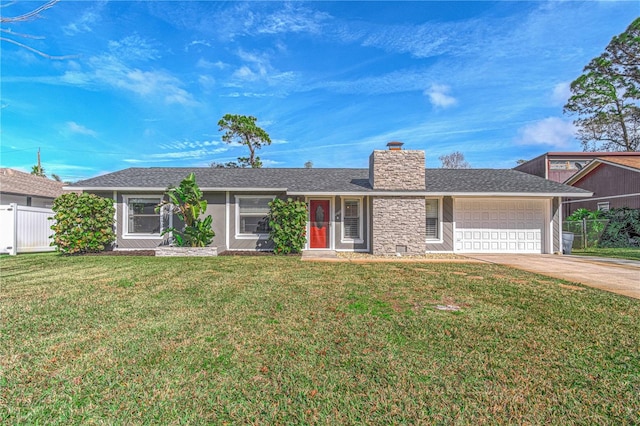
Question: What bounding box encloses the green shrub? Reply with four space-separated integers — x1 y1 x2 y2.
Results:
566 208 604 221
600 208 640 247
50 193 116 254
157 173 215 247
268 198 307 254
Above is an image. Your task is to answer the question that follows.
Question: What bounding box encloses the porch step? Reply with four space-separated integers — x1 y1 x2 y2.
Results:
301 250 339 260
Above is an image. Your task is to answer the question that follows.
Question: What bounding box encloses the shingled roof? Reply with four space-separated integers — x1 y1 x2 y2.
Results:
0 168 69 199
69 167 590 196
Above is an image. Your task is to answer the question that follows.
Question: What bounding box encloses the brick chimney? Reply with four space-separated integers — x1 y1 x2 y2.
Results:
369 142 426 190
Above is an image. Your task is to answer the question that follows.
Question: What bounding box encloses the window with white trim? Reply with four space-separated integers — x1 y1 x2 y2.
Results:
342 198 362 241
597 202 610 212
124 196 163 236
426 199 440 240
236 196 274 236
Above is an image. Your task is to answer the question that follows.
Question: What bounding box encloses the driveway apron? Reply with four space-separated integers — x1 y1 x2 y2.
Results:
465 254 640 300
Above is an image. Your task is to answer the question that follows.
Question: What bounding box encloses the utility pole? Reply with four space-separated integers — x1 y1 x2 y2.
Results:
37 148 41 175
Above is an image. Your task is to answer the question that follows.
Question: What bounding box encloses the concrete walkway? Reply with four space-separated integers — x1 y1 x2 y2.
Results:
301 250 340 261
466 254 640 300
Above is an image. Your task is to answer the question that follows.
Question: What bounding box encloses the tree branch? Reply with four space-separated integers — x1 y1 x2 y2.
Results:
0 0 59 24
0 36 75 60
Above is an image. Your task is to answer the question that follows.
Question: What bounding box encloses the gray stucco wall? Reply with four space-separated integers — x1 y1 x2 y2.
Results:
553 197 560 253
104 191 226 250
113 191 166 249
334 196 369 251
206 193 227 251
226 191 287 251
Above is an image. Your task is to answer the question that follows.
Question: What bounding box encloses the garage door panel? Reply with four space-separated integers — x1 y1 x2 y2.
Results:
455 199 545 254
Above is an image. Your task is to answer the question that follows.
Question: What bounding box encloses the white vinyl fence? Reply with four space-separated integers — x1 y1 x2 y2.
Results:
0 204 55 255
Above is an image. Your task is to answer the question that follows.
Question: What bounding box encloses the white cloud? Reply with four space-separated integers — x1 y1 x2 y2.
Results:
312 68 430 95
107 35 160 62
551 82 572 106
229 49 297 89
67 121 98 137
198 75 216 91
517 117 576 148
60 71 92 86
62 1 105 35
425 84 457 108
210 2 331 40
233 65 260 81
221 92 269 98
115 67 194 105
158 140 222 150
255 3 330 35
59 40 197 106
197 58 227 69
185 40 211 51
148 147 228 160
124 146 229 164
260 159 284 167
233 50 269 81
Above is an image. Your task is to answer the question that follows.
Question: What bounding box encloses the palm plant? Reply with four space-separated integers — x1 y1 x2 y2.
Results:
156 173 214 247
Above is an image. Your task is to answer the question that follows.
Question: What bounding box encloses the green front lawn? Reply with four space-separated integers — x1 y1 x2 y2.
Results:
1 254 639 424
573 247 640 261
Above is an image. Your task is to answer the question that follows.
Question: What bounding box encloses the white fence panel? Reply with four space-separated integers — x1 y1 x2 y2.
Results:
0 204 55 255
0 204 17 255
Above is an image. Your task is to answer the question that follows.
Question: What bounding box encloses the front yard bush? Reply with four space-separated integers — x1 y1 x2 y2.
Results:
600 207 640 247
50 193 116 254
268 198 307 254
157 173 215 247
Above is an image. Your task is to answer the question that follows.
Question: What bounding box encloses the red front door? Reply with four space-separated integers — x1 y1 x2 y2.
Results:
309 200 330 249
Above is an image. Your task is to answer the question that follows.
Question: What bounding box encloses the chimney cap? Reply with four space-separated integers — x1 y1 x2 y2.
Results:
386 141 404 150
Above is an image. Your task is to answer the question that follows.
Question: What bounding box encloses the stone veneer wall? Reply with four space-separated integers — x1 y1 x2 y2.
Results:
369 150 426 190
369 149 427 255
155 246 218 257
371 197 426 255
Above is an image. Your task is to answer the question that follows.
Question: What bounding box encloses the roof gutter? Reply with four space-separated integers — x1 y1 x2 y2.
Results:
287 191 435 196
436 192 593 198
65 188 592 198
288 191 594 198
65 186 289 192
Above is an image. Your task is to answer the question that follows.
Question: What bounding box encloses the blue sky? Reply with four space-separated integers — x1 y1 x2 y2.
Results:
1 1 638 182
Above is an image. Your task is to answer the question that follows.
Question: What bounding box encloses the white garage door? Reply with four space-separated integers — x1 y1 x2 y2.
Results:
455 199 546 253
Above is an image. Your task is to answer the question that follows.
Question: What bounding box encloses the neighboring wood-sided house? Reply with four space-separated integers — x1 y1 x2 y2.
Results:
514 151 640 183
562 156 640 214
69 144 591 255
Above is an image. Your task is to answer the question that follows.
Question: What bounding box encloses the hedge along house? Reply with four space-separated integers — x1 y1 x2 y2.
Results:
68 143 591 255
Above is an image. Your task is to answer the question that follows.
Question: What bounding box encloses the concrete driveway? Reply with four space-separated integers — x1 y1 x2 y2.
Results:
466 254 640 299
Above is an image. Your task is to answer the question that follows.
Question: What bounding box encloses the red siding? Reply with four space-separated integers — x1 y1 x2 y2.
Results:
565 164 640 215
514 155 547 178
548 169 578 183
